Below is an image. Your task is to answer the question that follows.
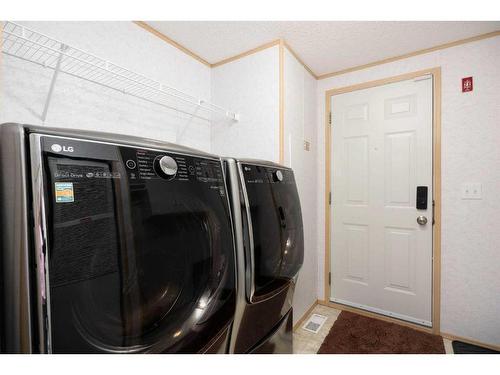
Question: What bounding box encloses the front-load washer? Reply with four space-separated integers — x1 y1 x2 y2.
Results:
0 123 236 353
224 158 304 354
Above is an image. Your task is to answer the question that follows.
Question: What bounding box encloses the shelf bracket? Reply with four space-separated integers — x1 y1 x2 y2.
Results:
41 44 68 123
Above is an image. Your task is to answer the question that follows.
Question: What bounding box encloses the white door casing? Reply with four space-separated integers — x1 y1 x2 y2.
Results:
330 76 433 326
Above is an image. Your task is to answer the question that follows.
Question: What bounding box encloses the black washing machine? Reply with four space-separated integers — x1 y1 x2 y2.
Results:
0 124 236 353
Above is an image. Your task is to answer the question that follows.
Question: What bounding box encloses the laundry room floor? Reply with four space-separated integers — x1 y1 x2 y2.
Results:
293 305 454 354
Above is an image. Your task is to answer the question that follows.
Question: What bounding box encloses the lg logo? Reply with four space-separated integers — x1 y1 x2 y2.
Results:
51 144 74 153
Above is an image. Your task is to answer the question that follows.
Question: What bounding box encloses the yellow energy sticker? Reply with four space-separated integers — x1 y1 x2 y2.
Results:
55 182 74 203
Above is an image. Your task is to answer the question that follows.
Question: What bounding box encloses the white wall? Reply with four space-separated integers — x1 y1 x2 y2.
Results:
316 36 500 345
211 46 319 325
211 46 279 161
283 49 318 325
0 21 213 152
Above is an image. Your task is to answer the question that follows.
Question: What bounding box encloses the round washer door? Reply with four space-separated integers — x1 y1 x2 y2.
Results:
44 149 235 353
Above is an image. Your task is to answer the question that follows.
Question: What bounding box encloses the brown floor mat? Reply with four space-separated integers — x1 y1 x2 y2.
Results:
318 311 445 354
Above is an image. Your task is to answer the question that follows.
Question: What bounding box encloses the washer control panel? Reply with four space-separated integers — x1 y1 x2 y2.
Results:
120 147 223 184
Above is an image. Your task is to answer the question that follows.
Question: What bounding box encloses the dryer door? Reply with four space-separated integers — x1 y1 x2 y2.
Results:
239 163 304 302
31 135 235 353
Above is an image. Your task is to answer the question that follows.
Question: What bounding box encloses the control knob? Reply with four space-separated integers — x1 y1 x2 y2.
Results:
154 155 178 179
273 170 283 182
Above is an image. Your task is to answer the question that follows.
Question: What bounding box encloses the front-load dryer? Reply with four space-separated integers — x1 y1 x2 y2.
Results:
224 158 304 354
0 123 236 353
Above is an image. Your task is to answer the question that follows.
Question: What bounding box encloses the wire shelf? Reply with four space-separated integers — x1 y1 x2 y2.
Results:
1 21 239 123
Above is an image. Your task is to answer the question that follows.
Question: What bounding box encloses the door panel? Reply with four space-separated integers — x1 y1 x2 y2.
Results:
384 131 416 207
345 136 369 204
330 76 433 327
344 224 369 284
384 227 416 294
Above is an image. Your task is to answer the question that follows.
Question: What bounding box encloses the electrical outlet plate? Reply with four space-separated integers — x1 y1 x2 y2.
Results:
461 183 482 199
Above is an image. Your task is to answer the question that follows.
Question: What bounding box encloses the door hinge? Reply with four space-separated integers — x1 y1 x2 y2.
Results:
329 192 332 205
328 112 332 125
328 272 331 286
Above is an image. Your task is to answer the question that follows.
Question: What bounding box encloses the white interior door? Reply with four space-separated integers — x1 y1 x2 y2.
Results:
330 75 433 326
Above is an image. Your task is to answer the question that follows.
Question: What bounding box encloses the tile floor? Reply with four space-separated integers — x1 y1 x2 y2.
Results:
293 304 454 354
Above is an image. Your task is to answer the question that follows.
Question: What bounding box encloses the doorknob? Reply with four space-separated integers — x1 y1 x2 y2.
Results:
417 216 428 225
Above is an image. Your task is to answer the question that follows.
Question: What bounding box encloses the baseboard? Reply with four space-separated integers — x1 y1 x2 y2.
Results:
293 300 319 331
441 332 500 352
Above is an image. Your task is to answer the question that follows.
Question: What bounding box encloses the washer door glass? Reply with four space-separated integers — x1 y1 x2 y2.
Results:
43 147 235 353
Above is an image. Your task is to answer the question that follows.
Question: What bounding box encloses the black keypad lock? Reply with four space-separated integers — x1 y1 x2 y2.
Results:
416 186 428 210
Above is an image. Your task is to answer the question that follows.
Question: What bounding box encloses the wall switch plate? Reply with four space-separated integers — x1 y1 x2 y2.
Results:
461 183 482 199
304 140 311 151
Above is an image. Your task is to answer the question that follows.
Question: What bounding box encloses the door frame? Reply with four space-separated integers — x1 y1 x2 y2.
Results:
323 67 442 334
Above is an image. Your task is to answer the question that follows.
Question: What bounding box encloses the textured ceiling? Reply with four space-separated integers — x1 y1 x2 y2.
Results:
145 21 500 75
